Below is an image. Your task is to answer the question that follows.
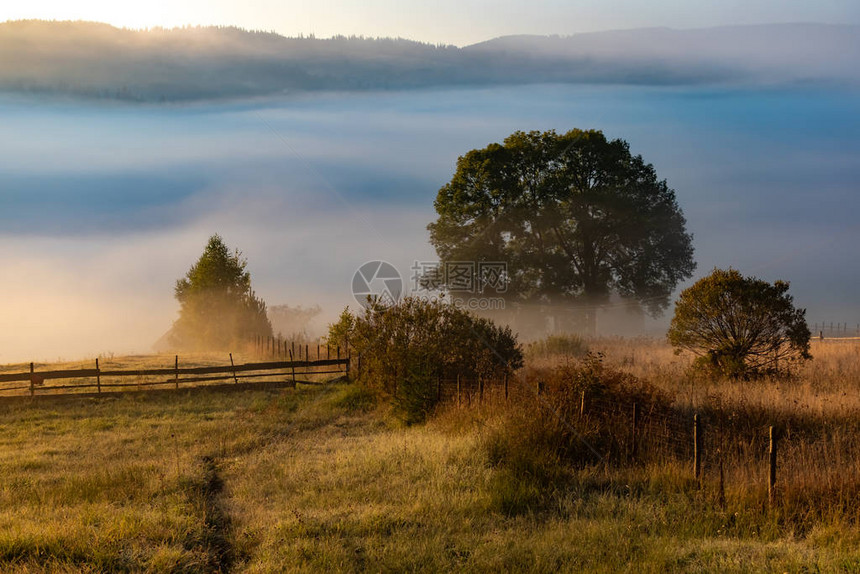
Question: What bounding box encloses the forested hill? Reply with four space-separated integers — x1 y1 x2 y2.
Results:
1 20 857 102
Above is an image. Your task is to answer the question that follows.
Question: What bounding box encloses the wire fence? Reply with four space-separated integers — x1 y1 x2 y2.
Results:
440 372 860 512
811 321 860 338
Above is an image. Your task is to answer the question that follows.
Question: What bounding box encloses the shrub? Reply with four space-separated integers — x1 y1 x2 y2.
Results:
543 354 676 463
486 355 677 473
668 268 811 379
328 296 523 423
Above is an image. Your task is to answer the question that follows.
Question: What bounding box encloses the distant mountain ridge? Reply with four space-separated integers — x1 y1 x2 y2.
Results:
0 20 857 101
467 24 860 85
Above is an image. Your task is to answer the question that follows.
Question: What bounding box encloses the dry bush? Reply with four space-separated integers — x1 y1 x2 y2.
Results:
485 354 681 484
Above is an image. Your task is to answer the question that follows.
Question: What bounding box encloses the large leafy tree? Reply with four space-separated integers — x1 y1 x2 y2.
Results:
428 129 695 331
170 234 272 350
668 268 811 378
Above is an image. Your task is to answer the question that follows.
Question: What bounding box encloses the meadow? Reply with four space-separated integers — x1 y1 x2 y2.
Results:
0 338 859 572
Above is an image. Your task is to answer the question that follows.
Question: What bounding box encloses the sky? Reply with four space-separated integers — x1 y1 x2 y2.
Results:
1 0 859 45
0 3 858 363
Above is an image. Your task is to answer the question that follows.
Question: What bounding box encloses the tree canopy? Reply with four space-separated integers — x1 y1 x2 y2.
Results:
428 129 695 329
170 234 272 350
668 268 811 378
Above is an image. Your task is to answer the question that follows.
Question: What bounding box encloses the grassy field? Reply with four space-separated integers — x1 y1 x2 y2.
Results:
1 340 860 572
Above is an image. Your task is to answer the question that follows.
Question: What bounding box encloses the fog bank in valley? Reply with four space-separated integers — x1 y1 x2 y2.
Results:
1 84 858 362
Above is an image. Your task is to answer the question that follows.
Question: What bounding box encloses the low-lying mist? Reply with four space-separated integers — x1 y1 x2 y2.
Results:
1 84 859 363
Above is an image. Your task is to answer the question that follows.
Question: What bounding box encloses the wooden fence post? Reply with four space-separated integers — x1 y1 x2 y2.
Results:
580 389 586 419
504 372 509 401
718 451 726 508
289 350 296 386
631 402 640 461
174 356 179 390
694 413 702 483
230 353 238 384
768 426 778 507
29 362 35 397
96 358 101 394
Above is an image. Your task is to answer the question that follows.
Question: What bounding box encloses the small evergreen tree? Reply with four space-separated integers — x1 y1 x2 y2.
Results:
170 234 272 350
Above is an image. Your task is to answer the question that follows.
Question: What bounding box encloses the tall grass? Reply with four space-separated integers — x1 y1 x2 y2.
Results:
500 337 860 536
2 341 860 571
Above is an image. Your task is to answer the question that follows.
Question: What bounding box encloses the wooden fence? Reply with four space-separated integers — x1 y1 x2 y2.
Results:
0 356 350 398
251 335 346 362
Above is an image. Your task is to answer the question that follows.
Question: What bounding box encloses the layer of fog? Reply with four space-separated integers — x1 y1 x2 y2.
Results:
1 84 859 363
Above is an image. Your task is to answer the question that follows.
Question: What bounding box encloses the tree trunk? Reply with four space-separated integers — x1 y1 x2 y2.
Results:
584 308 597 337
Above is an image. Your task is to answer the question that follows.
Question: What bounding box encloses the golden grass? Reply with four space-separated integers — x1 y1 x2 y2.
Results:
588 336 860 416
1 341 860 572
517 336 860 542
